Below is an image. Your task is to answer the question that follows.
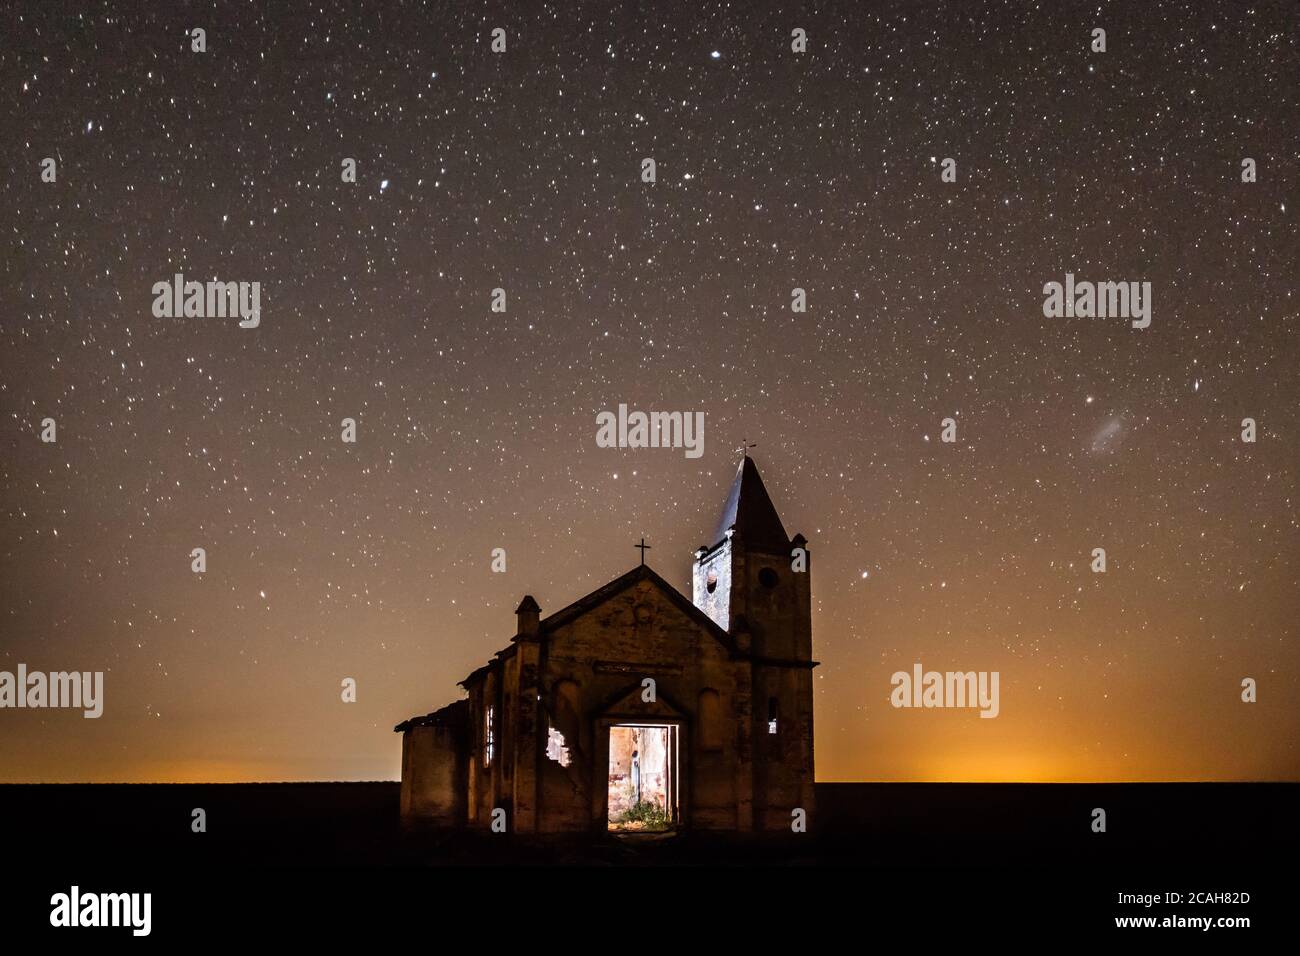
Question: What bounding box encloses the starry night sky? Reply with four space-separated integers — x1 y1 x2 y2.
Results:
2 1 1297 782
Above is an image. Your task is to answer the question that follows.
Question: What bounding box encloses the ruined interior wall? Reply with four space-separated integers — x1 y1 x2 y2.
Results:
606 725 668 818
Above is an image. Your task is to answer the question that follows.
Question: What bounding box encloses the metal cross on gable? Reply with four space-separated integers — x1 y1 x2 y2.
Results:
635 537 651 565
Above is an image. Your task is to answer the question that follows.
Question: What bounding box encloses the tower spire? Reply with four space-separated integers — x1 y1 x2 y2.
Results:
712 454 789 552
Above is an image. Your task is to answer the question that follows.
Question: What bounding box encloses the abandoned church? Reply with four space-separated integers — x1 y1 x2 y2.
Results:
394 455 816 833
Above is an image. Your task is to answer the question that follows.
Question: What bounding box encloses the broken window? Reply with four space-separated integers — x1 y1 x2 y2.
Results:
545 724 570 767
767 697 779 735
484 705 495 767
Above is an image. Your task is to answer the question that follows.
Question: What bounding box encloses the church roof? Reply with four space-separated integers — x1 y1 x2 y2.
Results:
393 698 468 734
711 456 790 552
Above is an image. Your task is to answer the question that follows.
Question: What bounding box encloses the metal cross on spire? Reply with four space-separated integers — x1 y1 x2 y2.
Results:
635 537 651 565
735 439 758 459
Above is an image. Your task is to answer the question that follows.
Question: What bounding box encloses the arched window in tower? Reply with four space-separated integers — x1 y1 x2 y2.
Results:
698 689 723 750
767 697 779 735
706 571 718 594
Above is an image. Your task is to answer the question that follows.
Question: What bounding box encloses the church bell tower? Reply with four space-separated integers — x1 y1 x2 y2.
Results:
693 452 816 830
692 454 812 663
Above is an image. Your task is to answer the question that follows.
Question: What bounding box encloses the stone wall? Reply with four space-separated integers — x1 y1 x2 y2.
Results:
399 717 467 826
535 577 740 833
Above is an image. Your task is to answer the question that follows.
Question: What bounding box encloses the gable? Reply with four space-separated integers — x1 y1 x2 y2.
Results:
541 565 735 665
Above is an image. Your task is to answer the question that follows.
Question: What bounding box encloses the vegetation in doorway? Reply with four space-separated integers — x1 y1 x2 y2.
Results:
611 800 671 831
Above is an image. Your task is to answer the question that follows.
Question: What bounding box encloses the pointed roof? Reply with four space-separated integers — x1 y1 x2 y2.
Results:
711 456 789 552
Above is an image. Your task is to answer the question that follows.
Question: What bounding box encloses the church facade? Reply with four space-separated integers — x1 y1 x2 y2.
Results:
394 456 816 833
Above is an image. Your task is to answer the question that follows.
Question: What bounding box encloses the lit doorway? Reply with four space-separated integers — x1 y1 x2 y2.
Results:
606 723 679 831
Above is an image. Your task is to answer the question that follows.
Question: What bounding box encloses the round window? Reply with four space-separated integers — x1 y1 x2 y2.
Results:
759 567 779 589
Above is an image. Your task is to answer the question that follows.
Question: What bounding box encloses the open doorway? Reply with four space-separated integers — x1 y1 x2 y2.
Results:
606 723 679 831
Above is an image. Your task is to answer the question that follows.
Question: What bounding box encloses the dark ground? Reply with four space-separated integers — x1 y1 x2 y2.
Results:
4 781 1292 939
0 781 1293 866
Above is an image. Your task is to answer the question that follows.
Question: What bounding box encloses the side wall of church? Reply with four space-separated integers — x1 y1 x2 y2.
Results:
464 668 504 827
399 723 467 826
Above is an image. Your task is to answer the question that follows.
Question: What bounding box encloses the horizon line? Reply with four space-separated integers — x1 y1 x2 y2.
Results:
2 778 1297 786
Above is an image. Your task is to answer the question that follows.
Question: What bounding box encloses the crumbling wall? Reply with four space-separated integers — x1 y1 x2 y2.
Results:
399 712 467 826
